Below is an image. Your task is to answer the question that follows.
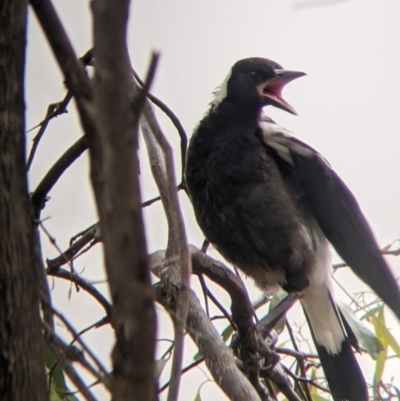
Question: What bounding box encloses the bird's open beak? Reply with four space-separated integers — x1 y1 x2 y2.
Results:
257 69 306 115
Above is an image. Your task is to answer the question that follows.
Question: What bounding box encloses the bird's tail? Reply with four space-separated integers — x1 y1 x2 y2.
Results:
301 279 367 401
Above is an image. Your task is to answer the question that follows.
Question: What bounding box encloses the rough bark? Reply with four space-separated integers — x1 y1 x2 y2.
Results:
0 1 48 400
92 1 156 401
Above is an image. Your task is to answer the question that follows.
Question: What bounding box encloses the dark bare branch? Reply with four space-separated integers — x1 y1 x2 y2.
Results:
47 223 100 271
31 136 87 218
51 308 110 388
26 92 73 170
158 357 205 394
48 268 112 316
26 49 94 170
29 0 100 190
91 1 157 400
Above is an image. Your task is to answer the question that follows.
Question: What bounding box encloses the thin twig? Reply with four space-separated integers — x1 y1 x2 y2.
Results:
282 364 330 394
47 223 100 271
31 136 88 218
158 357 205 394
48 267 112 316
51 308 110 387
275 347 318 360
26 48 93 171
71 318 109 342
333 241 400 270
131 53 160 131
285 320 312 401
132 68 188 184
197 273 210 317
142 184 183 207
43 324 98 401
26 92 73 170
206 288 236 329
39 221 76 276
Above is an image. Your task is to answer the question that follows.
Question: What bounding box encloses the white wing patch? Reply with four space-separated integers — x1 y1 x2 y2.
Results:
301 222 346 355
259 117 314 165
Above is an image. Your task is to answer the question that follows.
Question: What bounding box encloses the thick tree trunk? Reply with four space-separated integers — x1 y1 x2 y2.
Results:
0 1 48 400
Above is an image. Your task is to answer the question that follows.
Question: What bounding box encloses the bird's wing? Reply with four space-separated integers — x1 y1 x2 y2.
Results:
259 118 400 320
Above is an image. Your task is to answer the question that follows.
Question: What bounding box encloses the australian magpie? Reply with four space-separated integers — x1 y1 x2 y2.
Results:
185 57 400 401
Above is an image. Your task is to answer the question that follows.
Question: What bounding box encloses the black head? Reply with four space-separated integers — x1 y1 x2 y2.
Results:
212 57 305 114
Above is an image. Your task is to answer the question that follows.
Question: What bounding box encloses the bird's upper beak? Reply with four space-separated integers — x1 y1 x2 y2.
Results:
257 69 306 115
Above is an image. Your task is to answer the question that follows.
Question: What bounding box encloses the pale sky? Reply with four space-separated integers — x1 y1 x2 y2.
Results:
26 1 400 400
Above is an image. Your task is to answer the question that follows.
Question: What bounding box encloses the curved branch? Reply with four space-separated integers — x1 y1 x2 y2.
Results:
141 94 191 401
132 68 188 183
48 268 112 316
31 136 87 218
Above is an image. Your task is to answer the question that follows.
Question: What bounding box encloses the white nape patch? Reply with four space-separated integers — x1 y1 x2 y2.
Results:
300 223 345 355
259 116 313 165
210 69 232 108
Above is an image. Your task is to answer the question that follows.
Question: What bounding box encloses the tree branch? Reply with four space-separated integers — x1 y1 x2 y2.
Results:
152 248 301 399
91 1 157 400
141 94 191 401
31 136 87 217
46 223 100 271
48 267 112 316
51 307 110 389
153 278 262 401
132 68 188 184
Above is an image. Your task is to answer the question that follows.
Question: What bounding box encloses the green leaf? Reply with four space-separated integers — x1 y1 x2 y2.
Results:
193 350 203 361
376 316 400 358
268 290 288 334
372 306 388 385
371 305 400 359
220 324 234 342
311 395 332 401
193 390 202 401
155 357 170 382
337 301 384 359
374 343 387 386
44 344 80 401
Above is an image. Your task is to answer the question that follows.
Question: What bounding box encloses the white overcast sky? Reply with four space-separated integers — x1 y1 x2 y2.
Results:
26 0 400 400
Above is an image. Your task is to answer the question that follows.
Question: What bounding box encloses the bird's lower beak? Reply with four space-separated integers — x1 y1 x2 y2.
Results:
257 70 306 115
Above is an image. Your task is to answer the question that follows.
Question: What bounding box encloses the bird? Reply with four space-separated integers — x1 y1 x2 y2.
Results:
185 57 400 401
